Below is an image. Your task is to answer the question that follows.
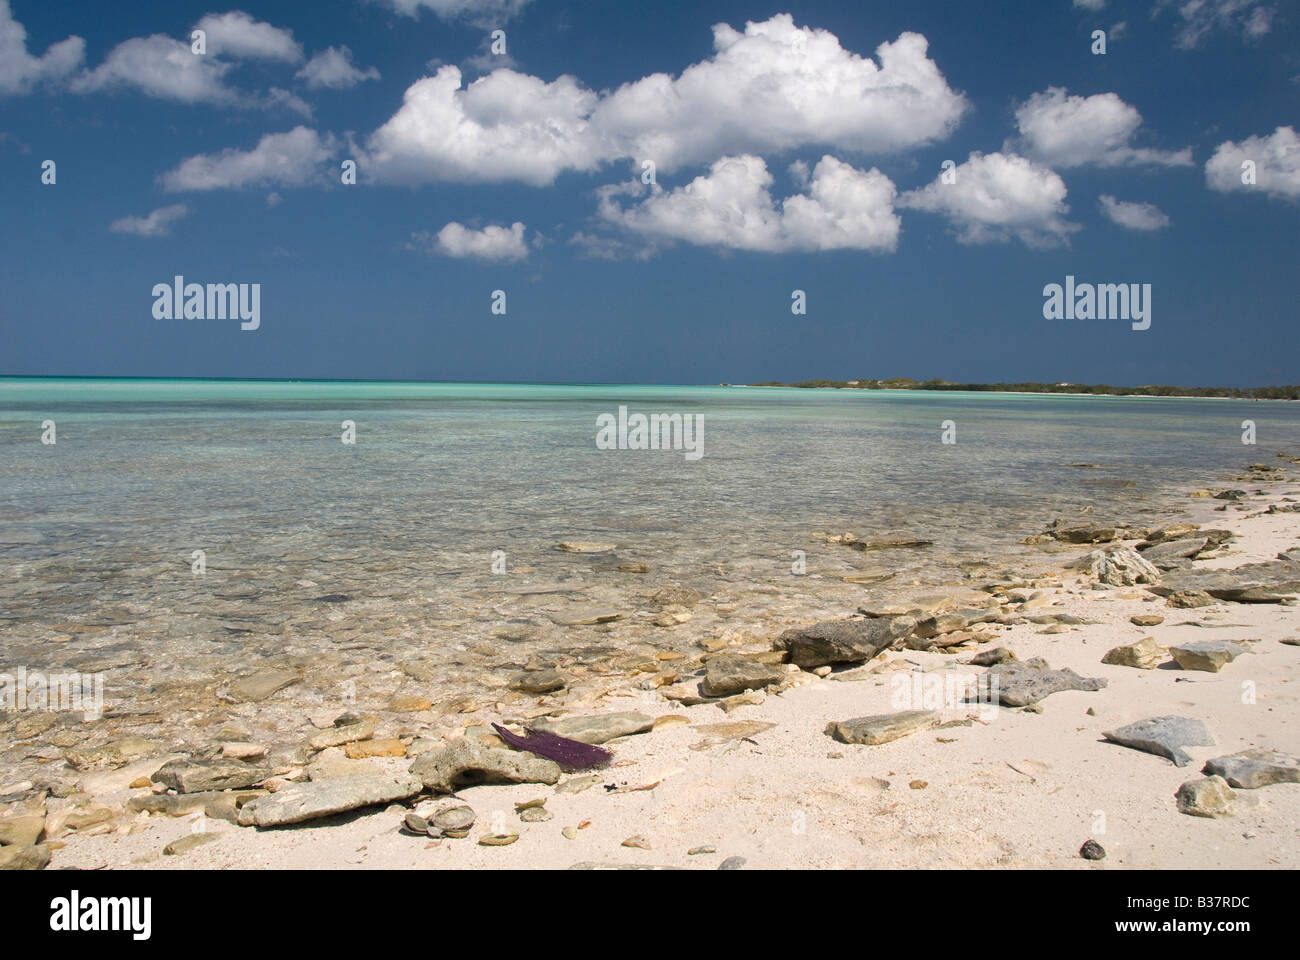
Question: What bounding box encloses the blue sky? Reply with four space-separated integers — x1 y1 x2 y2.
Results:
1 0 1297 385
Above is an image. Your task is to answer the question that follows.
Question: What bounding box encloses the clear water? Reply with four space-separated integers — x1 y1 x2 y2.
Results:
2 378 1297 741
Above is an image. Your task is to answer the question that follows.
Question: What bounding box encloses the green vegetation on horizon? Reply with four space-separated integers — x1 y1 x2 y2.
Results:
749 378 1300 400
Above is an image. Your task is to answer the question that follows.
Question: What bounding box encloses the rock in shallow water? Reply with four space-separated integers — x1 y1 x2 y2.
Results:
1102 716 1214 767
776 616 917 669
237 774 423 827
1202 749 1300 789
226 668 300 703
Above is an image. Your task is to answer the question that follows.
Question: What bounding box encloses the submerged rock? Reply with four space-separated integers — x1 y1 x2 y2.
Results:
226 668 300 703
1202 749 1300 789
1102 716 1214 767
777 616 917 669
237 774 423 827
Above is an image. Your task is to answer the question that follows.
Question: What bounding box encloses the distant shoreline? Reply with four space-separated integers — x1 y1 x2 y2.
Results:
736 378 1300 401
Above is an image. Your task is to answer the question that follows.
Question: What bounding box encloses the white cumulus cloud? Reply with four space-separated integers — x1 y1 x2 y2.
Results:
364 15 968 186
297 46 380 89
0 0 84 97
109 203 190 237
899 151 1080 248
1008 87 1192 168
1205 125 1300 200
71 35 236 103
1098 194 1170 230
418 221 529 261
160 127 336 191
597 154 900 254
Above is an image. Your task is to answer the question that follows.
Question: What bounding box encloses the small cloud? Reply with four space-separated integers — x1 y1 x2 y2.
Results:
266 86 312 118
1099 194 1170 230
297 46 380 89
413 221 530 261
265 191 282 207
194 11 303 62
161 126 337 191
109 203 189 237
1205 125 1300 201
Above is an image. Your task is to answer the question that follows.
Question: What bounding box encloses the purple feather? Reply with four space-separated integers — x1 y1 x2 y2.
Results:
491 723 612 771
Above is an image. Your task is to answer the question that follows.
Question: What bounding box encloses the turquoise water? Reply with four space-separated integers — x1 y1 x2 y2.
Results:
1 378 1297 734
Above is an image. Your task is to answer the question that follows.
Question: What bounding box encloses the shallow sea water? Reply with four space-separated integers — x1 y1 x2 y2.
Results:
2 379 1298 751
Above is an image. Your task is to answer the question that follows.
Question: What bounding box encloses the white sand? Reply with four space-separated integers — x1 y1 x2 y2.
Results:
42 484 1300 870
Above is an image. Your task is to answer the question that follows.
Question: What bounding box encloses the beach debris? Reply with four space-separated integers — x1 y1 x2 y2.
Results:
975 658 1106 707
490 722 612 771
236 774 423 827
1175 776 1236 818
824 710 939 746
1102 716 1214 767
777 616 917 669
1089 548 1161 586
1079 839 1106 860
530 712 654 744
409 736 562 793
432 806 476 838
1202 750 1300 789
1102 637 1166 670
1170 641 1248 672
699 654 785 697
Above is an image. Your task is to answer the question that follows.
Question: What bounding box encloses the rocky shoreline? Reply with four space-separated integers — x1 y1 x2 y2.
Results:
3 457 1299 870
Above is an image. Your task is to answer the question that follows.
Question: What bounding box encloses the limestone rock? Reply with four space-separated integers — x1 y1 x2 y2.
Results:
409 737 561 793
976 657 1106 707
227 668 300 703
1101 637 1166 670
1202 749 1300 789
776 616 917 669
151 758 269 794
1170 641 1248 672
1103 716 1214 767
825 710 939 745
237 774 423 827
699 655 784 698
531 712 654 744
0 843 50 871
1175 776 1236 818
1089 548 1161 586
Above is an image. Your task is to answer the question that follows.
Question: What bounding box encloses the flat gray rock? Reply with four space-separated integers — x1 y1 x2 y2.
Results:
777 616 917 669
824 710 939 745
1151 558 1300 603
531 712 654 744
1202 749 1300 789
700 655 785 698
976 657 1106 707
226 668 300 703
1170 641 1248 672
151 758 269 794
1103 716 1214 767
409 736 561 793
237 774 423 827
1139 537 1211 570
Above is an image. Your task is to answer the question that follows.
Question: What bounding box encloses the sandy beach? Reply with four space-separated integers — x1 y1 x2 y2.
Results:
5 457 1297 871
